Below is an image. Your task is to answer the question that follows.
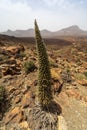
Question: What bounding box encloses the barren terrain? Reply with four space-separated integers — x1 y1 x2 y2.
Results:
0 35 87 130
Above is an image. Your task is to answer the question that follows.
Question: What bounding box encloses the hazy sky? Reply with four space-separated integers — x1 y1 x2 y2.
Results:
0 0 87 32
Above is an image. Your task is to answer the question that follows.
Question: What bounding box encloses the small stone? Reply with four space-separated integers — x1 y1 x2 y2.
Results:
14 96 21 104
21 92 34 108
8 86 16 93
14 90 20 96
77 79 87 86
22 86 31 94
19 121 29 129
84 96 87 102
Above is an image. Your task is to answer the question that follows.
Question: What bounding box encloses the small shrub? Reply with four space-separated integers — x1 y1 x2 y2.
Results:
16 52 26 59
66 68 70 73
19 52 26 58
0 73 2 79
0 86 5 103
84 71 87 77
75 73 87 80
0 86 9 119
61 69 72 83
0 55 9 62
76 58 82 66
24 61 36 74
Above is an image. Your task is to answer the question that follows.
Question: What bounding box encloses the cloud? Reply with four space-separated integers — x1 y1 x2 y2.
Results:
0 0 32 13
80 0 84 4
42 0 66 6
43 0 58 6
42 0 87 10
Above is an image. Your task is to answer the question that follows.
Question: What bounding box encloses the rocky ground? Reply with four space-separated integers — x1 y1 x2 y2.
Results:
0 36 87 130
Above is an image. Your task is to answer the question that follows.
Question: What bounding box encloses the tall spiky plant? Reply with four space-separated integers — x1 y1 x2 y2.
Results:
34 20 53 108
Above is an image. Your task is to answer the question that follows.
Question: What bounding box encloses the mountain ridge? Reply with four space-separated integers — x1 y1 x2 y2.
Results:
1 25 87 37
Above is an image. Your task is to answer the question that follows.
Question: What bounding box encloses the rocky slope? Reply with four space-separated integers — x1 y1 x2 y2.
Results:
0 37 87 130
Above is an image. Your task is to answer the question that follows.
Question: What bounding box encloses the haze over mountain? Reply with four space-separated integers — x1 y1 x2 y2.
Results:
1 25 87 38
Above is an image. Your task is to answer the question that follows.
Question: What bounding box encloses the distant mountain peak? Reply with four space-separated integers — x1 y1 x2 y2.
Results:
60 25 81 32
27 28 34 31
7 29 12 32
69 25 79 28
67 25 81 30
42 29 50 32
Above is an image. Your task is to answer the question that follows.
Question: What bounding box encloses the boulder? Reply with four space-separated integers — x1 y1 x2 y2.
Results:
58 116 68 130
5 107 25 125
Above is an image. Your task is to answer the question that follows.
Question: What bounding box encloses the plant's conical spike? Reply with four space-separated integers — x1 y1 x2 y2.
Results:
34 20 53 108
